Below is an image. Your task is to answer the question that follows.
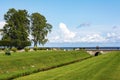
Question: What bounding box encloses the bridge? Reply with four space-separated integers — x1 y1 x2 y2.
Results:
86 49 119 56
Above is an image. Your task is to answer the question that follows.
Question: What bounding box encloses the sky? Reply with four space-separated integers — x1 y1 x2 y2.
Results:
0 0 120 47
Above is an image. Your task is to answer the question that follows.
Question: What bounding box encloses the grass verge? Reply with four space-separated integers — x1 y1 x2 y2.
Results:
15 51 120 80
0 50 90 80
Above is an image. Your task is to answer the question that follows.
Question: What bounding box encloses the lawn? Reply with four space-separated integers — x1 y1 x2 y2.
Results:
0 50 90 80
15 51 120 80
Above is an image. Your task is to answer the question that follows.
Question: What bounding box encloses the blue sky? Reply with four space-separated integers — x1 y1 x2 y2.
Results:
0 0 120 47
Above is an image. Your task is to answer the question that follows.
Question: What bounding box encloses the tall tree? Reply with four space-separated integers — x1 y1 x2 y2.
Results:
1 8 31 49
31 13 52 47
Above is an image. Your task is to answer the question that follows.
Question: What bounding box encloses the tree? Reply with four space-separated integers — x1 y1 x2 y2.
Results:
41 39 48 47
1 8 31 49
31 13 52 47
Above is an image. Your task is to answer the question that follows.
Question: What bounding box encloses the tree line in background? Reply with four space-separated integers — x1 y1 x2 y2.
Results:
0 8 52 49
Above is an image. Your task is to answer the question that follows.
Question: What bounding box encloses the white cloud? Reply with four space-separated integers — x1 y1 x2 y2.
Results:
107 33 116 38
59 23 76 42
48 23 120 43
0 21 5 29
0 21 5 39
49 36 60 42
79 34 106 42
106 32 120 42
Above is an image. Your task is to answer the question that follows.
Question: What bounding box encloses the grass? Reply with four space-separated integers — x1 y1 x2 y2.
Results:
15 51 120 80
0 50 90 80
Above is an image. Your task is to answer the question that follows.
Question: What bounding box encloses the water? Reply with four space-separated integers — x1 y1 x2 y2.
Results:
53 47 120 50
30 42 120 50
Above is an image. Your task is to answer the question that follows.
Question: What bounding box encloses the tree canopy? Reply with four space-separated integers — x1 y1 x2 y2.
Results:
31 13 52 47
1 8 31 49
0 8 52 48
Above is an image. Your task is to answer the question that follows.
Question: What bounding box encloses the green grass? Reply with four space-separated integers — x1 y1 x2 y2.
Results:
15 51 120 80
0 50 90 80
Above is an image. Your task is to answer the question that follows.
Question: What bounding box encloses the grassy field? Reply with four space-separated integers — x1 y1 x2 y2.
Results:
15 51 120 80
0 50 90 80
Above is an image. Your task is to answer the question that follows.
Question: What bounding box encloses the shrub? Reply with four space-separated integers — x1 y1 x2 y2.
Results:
5 48 11 55
11 47 17 52
38 47 49 50
24 47 30 52
33 46 38 51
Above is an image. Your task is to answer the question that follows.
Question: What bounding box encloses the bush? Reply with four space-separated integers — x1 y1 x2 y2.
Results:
11 47 17 52
38 47 49 50
5 48 11 55
24 47 30 52
33 46 38 51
